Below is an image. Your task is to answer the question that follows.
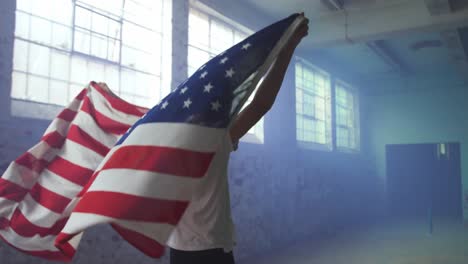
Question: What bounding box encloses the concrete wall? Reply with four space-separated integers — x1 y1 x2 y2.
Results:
364 84 468 226
0 0 383 263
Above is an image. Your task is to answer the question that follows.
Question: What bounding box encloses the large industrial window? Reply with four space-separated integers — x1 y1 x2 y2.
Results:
188 2 264 144
295 58 332 150
12 0 172 109
335 80 360 151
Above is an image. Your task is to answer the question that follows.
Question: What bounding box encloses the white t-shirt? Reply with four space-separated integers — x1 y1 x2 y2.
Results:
167 132 236 252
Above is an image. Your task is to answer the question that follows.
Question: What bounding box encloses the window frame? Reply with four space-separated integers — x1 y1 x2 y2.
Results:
334 79 360 152
295 57 332 151
11 0 172 114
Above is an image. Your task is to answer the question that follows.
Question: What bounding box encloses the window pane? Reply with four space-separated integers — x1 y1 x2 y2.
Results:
121 69 136 93
13 39 28 72
91 12 109 36
70 56 88 84
107 39 120 62
74 29 91 54
16 0 32 13
28 44 51 76
50 51 70 81
188 9 209 49
75 6 92 29
11 71 28 99
188 46 209 75
49 80 69 106
124 0 157 29
90 33 108 59
15 11 30 39
108 20 121 39
122 23 155 52
30 0 53 18
88 61 106 82
104 65 120 92
79 0 123 16
69 84 84 102
30 16 52 45
211 20 233 54
27 75 49 103
51 0 73 25
52 23 72 50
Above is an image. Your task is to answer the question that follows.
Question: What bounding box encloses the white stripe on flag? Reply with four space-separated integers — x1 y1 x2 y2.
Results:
2 163 38 189
29 140 60 162
0 197 16 219
43 118 71 138
73 111 119 148
87 169 197 201
90 88 142 126
58 139 104 170
17 195 61 228
37 169 83 199
0 227 60 251
61 212 173 244
121 122 225 152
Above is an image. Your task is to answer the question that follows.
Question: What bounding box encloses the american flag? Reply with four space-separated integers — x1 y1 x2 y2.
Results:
0 14 303 260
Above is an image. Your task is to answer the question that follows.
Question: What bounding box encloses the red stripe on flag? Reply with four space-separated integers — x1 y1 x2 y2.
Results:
90 81 148 117
0 178 28 202
102 146 215 178
30 184 72 214
68 124 110 156
15 152 48 174
81 95 132 135
47 157 94 187
0 234 73 262
42 131 66 148
8 208 68 237
112 224 165 258
75 88 87 101
57 108 78 122
73 191 188 225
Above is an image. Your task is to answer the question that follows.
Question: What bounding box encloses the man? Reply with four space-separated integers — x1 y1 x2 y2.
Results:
168 13 309 264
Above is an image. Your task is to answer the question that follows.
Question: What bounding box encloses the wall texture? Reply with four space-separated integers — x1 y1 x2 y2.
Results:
0 0 383 263
364 85 468 226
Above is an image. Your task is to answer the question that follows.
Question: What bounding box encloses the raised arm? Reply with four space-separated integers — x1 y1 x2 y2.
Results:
230 14 309 143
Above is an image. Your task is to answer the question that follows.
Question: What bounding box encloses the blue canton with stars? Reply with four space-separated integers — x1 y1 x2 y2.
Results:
116 14 300 145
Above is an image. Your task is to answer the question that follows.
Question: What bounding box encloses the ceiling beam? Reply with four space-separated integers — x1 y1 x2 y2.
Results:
366 40 411 76
321 0 410 75
441 29 468 81
423 0 468 81
424 0 452 15
306 0 468 48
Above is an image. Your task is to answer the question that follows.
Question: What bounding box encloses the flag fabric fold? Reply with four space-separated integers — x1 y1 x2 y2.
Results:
0 14 305 261
0 82 147 261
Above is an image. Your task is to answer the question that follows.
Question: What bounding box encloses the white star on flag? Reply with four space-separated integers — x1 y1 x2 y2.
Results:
226 68 235 78
180 86 188 94
220 57 229 64
242 42 252 50
183 98 192 109
200 71 208 79
211 101 221 111
161 101 169 109
203 83 214 93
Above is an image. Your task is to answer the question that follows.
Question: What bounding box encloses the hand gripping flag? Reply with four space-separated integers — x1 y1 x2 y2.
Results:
0 14 305 261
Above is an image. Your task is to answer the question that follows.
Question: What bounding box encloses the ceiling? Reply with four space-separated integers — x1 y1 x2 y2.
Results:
242 0 468 94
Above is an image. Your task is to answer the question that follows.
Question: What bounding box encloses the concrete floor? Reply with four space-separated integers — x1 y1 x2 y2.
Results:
242 218 468 264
